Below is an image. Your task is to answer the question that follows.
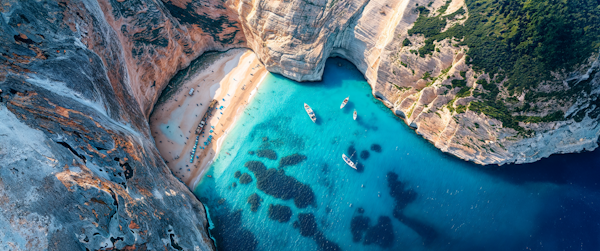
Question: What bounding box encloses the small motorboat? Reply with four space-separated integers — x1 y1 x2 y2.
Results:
353 110 357 120
304 103 317 123
340 96 349 109
342 153 357 169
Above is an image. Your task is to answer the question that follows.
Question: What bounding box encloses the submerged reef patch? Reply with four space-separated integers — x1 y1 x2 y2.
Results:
360 150 370 160
239 173 253 184
268 204 292 223
294 213 318 237
387 172 438 244
293 213 341 251
363 216 395 248
256 149 277 160
211 208 258 251
245 161 316 208
248 121 305 151
314 232 341 251
234 171 242 178
371 144 382 153
348 145 357 156
247 193 262 212
356 162 365 173
350 215 371 242
387 172 417 209
395 213 438 245
279 153 307 168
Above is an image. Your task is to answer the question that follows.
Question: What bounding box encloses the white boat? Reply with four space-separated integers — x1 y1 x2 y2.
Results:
304 103 317 123
353 110 357 120
342 154 357 169
340 96 349 109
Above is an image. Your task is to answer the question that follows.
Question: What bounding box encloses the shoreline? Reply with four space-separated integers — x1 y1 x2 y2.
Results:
149 48 267 189
190 71 269 189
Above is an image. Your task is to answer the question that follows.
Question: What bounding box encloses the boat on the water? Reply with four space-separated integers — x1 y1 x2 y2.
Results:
342 153 357 169
340 96 349 109
304 103 317 123
353 110 357 120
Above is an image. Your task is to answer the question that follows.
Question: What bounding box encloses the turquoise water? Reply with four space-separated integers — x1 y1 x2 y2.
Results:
194 58 600 251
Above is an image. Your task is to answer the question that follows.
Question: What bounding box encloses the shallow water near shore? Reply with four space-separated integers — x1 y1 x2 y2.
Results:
194 58 600 251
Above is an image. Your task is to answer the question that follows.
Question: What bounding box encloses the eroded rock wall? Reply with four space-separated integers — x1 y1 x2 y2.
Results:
98 0 246 117
0 0 227 249
229 0 600 165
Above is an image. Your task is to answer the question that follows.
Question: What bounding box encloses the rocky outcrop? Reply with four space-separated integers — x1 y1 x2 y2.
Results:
97 0 245 117
0 0 238 249
229 0 600 165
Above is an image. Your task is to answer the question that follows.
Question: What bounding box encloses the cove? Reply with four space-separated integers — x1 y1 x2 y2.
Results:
194 58 600 251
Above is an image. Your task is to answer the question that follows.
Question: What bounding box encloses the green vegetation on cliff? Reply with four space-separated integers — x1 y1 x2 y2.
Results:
408 0 600 132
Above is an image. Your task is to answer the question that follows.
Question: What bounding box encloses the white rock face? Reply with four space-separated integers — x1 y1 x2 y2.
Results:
227 0 600 165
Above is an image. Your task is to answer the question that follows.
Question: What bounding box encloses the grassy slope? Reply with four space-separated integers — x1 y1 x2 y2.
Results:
406 0 600 133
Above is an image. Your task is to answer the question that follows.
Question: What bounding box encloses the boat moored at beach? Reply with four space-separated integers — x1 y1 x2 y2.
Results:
353 110 357 120
195 100 219 134
342 153 357 169
304 103 317 123
340 96 349 109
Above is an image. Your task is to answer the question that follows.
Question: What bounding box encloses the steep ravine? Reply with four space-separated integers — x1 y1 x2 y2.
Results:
1 0 599 249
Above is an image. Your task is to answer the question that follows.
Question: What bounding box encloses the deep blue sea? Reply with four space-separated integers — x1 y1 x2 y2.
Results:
194 58 600 251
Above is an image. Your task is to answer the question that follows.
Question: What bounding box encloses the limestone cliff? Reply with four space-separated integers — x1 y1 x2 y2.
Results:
0 0 240 249
229 0 600 165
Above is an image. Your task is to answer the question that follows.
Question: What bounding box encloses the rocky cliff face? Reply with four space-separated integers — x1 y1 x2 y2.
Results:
0 0 598 249
229 0 600 165
0 0 245 249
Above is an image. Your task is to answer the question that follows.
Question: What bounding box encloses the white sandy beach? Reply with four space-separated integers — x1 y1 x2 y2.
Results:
149 49 267 188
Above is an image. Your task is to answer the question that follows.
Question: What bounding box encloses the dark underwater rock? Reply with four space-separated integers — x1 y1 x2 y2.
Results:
348 145 357 156
387 172 438 245
257 149 277 160
360 150 370 160
350 215 371 242
279 153 307 168
363 216 394 248
239 173 253 184
211 209 258 251
395 212 438 245
245 161 315 208
247 193 262 212
371 144 382 153
248 150 255 155
234 171 242 178
294 213 341 251
294 213 318 237
268 204 292 223
387 172 417 210
356 162 365 173
314 232 342 251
